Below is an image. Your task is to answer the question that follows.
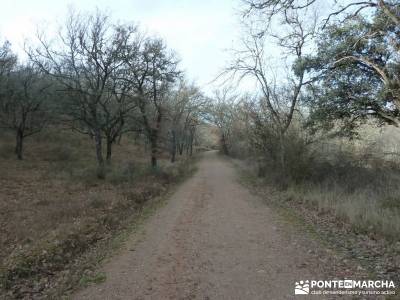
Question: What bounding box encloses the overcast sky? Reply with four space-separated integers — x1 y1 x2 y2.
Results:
0 0 245 93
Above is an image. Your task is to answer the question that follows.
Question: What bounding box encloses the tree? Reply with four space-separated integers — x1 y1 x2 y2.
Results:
307 2 400 134
243 0 317 17
122 37 180 168
243 0 398 26
0 64 52 159
0 40 17 76
223 5 315 171
209 88 238 155
245 0 400 132
28 10 139 175
306 19 384 134
166 82 207 162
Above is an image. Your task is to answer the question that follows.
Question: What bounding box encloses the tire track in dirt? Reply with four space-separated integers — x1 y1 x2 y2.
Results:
74 151 364 300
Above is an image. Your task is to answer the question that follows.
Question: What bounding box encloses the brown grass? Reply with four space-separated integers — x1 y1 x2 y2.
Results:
0 128 196 298
241 128 400 241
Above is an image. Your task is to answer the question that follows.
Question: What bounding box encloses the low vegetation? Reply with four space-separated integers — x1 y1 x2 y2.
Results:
0 7 216 298
209 0 400 283
236 126 400 240
0 128 199 298
1 0 399 297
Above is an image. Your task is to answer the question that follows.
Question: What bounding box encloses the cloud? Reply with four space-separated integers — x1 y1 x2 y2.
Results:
0 0 242 92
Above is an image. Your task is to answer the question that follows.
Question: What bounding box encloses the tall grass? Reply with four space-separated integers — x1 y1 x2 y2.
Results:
254 126 400 240
0 127 198 298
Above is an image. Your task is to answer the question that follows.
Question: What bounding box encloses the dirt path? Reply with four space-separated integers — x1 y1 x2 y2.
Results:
74 151 345 299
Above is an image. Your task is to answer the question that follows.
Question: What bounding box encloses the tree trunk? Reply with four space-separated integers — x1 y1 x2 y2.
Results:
94 129 105 178
221 133 229 155
178 142 184 155
171 130 177 163
279 131 286 173
151 153 157 168
278 131 288 188
189 137 193 156
189 129 194 156
150 111 162 168
117 133 123 145
15 130 24 160
106 138 112 163
150 130 158 168
151 139 157 168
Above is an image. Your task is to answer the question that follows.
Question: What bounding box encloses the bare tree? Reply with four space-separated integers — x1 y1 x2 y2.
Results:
223 9 315 170
243 0 399 23
0 64 52 159
0 40 17 76
28 10 138 175
122 37 180 168
243 0 317 18
209 88 238 155
167 82 207 162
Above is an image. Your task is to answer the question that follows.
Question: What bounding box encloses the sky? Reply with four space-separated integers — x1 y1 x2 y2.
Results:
0 0 245 94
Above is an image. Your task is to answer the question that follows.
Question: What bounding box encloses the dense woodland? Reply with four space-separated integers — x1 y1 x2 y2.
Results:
0 10 212 176
2 1 399 180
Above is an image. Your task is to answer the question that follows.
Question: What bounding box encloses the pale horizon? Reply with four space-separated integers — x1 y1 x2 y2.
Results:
0 0 248 94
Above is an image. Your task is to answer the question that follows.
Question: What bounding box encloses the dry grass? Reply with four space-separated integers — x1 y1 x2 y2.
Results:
294 131 400 240
283 180 400 240
236 156 400 287
243 124 400 241
0 128 196 298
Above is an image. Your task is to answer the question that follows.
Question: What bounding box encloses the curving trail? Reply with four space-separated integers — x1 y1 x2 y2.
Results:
74 151 340 300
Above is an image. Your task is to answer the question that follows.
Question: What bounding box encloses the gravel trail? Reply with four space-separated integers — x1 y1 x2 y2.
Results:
74 151 342 300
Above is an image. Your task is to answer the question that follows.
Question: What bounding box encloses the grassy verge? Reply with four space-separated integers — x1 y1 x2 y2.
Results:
234 159 400 291
1 160 197 299
69 165 197 299
0 129 198 299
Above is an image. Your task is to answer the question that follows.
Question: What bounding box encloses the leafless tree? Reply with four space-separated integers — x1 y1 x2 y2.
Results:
121 36 180 168
243 0 399 23
166 82 208 162
209 88 238 155
222 8 315 170
27 10 139 175
0 64 52 159
0 40 17 76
